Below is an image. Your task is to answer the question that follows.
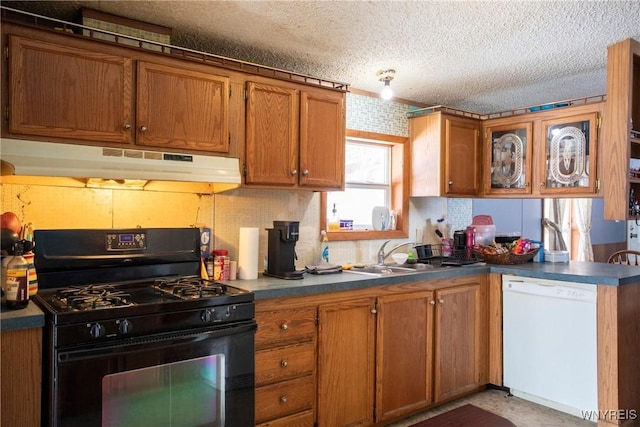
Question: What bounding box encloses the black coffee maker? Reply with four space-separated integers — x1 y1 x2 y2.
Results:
265 221 304 280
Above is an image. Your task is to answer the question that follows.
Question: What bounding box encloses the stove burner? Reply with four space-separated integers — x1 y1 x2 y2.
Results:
153 277 226 299
55 285 133 310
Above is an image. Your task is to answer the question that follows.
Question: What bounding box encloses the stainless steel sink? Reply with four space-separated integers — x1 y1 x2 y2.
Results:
343 263 436 277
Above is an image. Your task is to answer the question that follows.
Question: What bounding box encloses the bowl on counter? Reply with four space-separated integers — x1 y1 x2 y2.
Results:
391 253 409 265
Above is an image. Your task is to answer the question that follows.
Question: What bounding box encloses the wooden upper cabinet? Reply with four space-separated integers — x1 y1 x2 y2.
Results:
538 111 599 195
411 112 481 197
245 80 345 190
603 38 640 220
136 61 230 153
299 90 345 189
483 121 533 195
245 81 299 186
445 116 481 195
8 35 133 143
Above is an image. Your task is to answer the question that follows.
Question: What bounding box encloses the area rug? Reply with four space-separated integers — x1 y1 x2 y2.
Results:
409 404 516 427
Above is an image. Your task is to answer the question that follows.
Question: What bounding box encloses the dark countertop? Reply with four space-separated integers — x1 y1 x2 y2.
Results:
232 261 640 300
0 301 44 332
4 261 640 331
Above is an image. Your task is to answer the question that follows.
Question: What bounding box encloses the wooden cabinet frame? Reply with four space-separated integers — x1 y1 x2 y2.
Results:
257 274 490 427
481 102 603 197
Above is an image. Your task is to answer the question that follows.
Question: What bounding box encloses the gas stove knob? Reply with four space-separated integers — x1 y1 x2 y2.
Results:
200 308 215 323
88 322 105 339
118 319 132 335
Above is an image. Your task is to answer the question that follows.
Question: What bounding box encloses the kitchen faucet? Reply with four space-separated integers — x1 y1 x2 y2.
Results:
377 240 416 265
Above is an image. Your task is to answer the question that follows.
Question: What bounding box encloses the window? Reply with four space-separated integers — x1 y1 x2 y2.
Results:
321 129 409 241
327 141 390 230
542 198 594 261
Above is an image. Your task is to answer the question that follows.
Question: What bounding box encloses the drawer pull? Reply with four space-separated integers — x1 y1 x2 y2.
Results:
281 322 289 330
280 396 287 404
280 360 288 368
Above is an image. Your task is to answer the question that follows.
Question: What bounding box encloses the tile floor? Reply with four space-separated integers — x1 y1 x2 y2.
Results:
387 388 596 427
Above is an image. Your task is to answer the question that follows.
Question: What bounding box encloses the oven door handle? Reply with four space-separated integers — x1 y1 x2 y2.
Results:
57 320 257 364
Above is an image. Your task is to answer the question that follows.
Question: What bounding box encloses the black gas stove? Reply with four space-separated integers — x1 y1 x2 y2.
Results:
32 228 256 427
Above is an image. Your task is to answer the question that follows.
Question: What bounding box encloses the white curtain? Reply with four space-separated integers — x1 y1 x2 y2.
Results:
573 198 593 261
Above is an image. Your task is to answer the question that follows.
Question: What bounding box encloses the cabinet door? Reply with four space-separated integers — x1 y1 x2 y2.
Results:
8 35 133 143
299 90 345 189
376 291 434 422
245 81 299 186
1 328 42 427
539 112 599 195
484 121 533 195
317 298 375 427
136 61 229 153
410 114 443 197
433 283 482 402
443 116 481 196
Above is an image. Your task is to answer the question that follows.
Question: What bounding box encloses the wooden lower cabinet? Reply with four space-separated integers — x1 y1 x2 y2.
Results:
257 275 489 427
317 298 376 427
376 291 435 422
255 306 317 426
0 327 42 427
433 279 487 403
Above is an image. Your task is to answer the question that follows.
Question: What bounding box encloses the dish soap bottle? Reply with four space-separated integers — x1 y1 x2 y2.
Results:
321 231 330 263
328 204 340 231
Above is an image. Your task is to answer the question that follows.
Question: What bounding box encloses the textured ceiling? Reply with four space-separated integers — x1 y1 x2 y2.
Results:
3 0 640 114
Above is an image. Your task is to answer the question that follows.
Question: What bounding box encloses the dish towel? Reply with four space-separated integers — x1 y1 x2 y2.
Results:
305 263 343 274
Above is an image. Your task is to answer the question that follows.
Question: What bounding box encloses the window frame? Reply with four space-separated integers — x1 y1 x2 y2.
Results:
321 129 409 241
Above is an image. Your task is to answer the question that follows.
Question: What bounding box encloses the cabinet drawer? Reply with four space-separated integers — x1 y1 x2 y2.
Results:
256 409 314 427
256 307 316 348
255 375 314 424
256 341 315 386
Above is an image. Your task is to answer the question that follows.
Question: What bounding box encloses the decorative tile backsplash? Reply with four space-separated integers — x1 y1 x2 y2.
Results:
346 93 410 137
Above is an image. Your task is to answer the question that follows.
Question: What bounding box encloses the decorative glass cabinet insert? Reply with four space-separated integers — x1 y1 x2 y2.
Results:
486 122 532 194
541 113 598 193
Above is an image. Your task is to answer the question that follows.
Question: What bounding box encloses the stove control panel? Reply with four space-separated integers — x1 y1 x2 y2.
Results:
106 232 147 251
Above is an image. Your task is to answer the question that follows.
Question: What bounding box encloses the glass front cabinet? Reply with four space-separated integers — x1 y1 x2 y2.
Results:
539 112 598 195
484 122 533 195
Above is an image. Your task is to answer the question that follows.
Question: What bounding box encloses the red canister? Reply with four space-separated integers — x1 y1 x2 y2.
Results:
212 250 230 281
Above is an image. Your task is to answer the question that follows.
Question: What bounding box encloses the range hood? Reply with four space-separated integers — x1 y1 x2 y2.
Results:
1 139 241 193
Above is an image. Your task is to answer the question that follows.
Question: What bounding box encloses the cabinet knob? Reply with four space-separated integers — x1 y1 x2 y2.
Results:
280 396 287 404
302 169 309 176
140 126 148 133
448 181 453 186
429 300 435 305
280 360 288 368
438 298 444 304
280 322 288 330
290 169 298 176
123 123 131 130
539 182 545 188
371 308 377 314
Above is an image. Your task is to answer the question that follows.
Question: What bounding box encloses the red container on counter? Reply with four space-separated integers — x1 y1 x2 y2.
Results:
212 249 230 281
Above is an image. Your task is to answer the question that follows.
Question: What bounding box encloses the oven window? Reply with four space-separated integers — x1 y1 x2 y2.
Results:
102 354 225 427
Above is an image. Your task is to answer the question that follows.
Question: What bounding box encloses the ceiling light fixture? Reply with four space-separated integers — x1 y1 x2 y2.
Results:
377 69 395 100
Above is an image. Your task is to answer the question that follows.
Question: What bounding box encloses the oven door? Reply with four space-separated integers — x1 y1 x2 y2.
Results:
46 320 256 427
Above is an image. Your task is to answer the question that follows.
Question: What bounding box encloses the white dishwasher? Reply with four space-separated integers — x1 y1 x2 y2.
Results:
502 275 597 420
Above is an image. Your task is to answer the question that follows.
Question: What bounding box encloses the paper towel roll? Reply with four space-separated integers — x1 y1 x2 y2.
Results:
238 227 259 280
